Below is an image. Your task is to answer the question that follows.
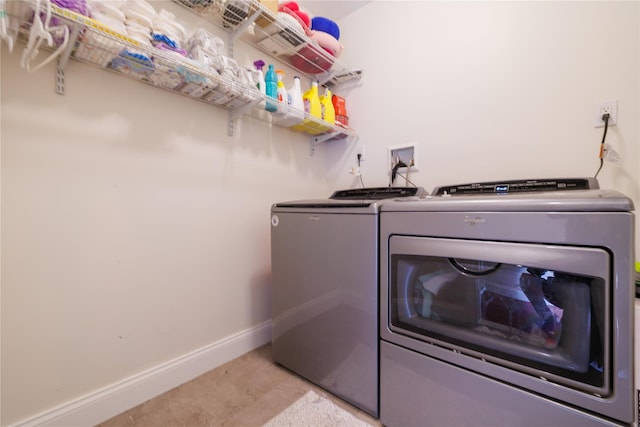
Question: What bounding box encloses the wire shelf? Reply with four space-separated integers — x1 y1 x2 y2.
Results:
173 0 363 89
5 0 355 142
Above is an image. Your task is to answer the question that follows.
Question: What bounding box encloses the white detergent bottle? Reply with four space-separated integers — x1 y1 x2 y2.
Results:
274 75 305 127
253 59 266 108
287 76 304 120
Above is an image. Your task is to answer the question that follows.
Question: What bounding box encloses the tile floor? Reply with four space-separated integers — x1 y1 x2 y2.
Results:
96 343 383 427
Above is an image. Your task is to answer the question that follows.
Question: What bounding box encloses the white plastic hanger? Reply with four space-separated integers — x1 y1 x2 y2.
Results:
21 0 69 73
0 0 19 52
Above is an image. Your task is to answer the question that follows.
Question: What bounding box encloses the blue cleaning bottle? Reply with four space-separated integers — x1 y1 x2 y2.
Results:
264 64 278 113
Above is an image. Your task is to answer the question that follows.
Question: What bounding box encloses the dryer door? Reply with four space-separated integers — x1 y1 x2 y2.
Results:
383 236 610 397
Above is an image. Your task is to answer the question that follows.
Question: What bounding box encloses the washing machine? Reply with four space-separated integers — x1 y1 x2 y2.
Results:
270 186 426 417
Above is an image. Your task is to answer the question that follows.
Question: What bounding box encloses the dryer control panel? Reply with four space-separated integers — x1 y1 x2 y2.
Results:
432 178 599 196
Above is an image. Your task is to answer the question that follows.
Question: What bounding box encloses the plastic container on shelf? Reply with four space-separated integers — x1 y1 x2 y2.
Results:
320 86 335 124
303 80 321 118
290 80 332 134
253 59 266 108
264 63 278 112
332 94 349 127
273 74 305 127
275 69 288 115
287 76 305 117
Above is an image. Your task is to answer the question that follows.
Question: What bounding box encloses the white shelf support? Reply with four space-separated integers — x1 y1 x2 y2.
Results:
227 6 259 57
56 59 65 95
310 131 353 156
228 98 262 136
55 23 82 95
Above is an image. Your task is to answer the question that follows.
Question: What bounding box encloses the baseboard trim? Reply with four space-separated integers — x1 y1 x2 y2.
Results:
12 321 272 427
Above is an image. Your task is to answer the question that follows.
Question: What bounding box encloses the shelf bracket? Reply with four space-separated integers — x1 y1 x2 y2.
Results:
310 130 358 156
228 9 259 57
56 59 65 94
227 98 262 136
55 23 82 95
317 70 337 88
310 132 338 156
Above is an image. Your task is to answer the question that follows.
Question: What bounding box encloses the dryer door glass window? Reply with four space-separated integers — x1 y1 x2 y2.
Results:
387 236 610 397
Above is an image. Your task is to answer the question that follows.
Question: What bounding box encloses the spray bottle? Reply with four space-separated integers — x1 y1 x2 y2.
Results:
264 63 278 113
253 59 266 108
275 69 288 115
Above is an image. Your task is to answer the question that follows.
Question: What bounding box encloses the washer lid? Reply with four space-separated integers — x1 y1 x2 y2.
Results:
273 198 375 209
330 186 428 200
272 186 428 212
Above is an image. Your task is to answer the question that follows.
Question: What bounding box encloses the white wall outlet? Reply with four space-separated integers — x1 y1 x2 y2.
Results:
594 100 618 127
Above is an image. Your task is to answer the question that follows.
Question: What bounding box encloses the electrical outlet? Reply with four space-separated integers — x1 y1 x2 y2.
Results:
594 100 618 127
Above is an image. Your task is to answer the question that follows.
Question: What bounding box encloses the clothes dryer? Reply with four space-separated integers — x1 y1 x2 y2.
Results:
378 180 635 426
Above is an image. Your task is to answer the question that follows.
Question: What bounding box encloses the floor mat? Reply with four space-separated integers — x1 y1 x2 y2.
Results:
262 390 374 427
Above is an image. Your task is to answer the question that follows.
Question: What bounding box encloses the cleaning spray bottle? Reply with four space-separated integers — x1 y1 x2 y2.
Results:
302 80 321 119
253 59 266 108
264 63 278 113
275 69 288 115
320 86 335 124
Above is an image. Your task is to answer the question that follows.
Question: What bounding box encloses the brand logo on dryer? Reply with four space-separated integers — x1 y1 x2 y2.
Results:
463 215 486 226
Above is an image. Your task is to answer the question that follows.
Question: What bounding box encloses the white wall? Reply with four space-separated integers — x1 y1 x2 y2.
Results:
335 1 640 240
0 2 351 424
1 0 639 425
